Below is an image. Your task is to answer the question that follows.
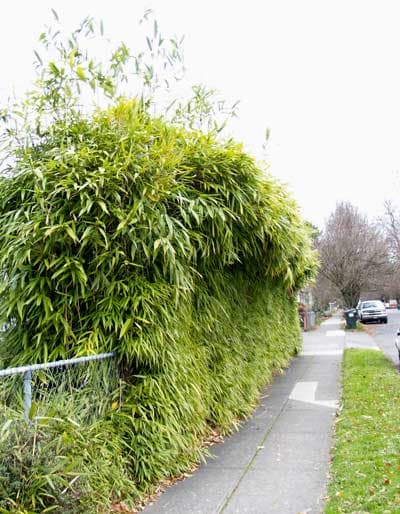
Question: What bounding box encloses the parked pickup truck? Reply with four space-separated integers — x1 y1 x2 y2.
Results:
357 300 388 324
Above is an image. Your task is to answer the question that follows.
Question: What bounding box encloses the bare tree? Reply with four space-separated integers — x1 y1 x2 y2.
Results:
380 200 400 300
318 202 390 308
312 272 341 311
383 200 400 262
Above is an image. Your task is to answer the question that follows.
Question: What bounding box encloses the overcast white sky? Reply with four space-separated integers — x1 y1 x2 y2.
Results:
2 1 400 229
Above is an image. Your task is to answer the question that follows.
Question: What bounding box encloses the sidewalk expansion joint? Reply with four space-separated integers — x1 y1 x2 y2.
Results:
218 356 315 513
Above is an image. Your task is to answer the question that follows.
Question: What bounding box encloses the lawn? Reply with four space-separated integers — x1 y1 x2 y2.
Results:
325 349 400 514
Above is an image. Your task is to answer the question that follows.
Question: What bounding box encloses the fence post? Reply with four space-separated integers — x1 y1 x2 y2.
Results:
23 369 32 424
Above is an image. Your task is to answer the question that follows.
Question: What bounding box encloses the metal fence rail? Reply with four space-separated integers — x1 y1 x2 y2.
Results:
0 352 115 422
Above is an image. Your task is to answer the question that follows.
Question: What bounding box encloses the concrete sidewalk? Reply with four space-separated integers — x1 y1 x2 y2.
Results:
144 314 371 513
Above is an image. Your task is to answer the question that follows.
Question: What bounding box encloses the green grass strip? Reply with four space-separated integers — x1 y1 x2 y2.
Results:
344 320 364 332
325 349 400 514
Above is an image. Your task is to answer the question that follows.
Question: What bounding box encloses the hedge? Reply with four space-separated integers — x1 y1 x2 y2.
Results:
0 100 316 512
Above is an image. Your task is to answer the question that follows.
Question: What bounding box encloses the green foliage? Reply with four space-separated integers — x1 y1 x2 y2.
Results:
0 100 314 509
0 402 138 513
0 360 136 513
0 13 317 512
0 11 238 164
0 275 301 512
0 100 315 365
326 349 400 513
107 273 302 491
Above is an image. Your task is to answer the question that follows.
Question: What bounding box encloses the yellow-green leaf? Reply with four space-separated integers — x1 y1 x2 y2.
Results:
76 66 86 80
69 48 76 67
29 401 38 420
120 318 132 338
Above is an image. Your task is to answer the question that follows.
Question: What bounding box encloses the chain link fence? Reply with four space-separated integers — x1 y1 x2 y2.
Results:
0 352 117 424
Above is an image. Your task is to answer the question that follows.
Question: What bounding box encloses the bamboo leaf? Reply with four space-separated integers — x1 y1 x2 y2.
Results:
65 225 79 243
29 401 38 420
51 8 59 22
76 66 86 80
69 48 76 67
120 318 132 338
34 50 43 65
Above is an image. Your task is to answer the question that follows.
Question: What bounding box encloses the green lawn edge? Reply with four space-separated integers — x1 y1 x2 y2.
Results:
325 349 400 513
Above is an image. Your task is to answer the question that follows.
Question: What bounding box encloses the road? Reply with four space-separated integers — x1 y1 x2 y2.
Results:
363 308 400 367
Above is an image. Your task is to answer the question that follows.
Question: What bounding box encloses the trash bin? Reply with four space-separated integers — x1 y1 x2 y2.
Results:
344 308 357 329
306 310 316 330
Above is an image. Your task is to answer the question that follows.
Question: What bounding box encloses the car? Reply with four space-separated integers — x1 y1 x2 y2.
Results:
358 300 388 324
388 299 398 309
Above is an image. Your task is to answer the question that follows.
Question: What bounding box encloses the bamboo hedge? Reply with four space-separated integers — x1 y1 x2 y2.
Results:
0 99 317 511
